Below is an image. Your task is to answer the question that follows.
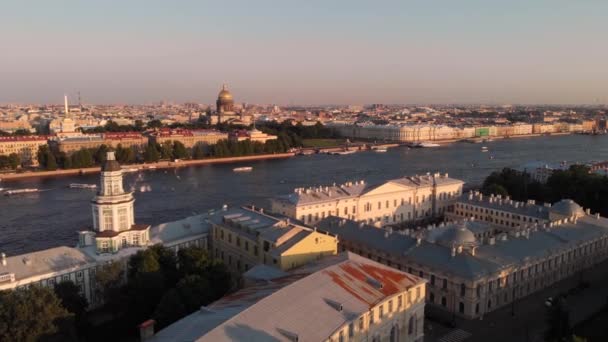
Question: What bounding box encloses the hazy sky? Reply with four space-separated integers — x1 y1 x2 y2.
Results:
2 1 607 105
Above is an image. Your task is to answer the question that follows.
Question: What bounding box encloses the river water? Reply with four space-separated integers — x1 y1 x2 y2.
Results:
1 134 605 255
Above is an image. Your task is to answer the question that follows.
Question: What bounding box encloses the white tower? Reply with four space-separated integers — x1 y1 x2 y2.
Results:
91 151 134 233
64 95 70 116
85 151 149 254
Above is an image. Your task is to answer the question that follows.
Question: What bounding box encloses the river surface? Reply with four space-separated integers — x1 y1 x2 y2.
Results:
1 134 606 255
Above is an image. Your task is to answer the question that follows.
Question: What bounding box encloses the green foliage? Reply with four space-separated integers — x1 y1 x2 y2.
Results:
147 119 163 129
0 153 21 170
70 148 95 168
160 141 173 160
152 288 187 329
143 143 160 162
54 281 89 335
191 143 207 159
0 286 71 342
115 144 136 164
94 261 125 310
13 128 32 136
37 145 58 170
172 141 188 160
481 166 608 217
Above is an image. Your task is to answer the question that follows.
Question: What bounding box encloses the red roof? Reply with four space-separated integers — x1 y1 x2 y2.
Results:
0 135 49 142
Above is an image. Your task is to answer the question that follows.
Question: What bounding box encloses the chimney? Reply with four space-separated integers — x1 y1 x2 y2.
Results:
138 320 155 341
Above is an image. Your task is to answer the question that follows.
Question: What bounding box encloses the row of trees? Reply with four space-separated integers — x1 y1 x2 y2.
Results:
0 153 20 170
0 245 232 341
95 245 233 334
37 144 138 171
481 165 608 217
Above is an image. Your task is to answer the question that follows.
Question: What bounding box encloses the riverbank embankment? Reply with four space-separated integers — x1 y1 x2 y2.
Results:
0 153 295 182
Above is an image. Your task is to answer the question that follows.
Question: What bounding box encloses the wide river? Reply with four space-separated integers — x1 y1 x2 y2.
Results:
1 134 605 255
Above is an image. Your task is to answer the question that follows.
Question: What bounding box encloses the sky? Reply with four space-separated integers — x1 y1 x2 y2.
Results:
1 1 607 105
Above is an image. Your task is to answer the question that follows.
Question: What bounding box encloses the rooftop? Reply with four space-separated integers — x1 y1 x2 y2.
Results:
0 246 95 284
151 252 424 342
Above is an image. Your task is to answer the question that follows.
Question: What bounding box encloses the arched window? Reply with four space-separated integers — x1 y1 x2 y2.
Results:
408 315 416 335
390 325 399 342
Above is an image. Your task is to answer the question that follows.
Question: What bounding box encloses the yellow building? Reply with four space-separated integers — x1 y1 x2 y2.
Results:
149 129 228 148
229 128 277 143
147 252 426 342
209 206 338 273
53 133 147 155
0 135 49 167
271 173 464 227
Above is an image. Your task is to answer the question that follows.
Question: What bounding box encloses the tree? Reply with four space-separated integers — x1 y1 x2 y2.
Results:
54 281 89 335
54 281 88 318
160 141 174 160
13 128 32 136
191 143 206 159
177 247 212 277
115 144 135 164
0 286 71 342
147 119 163 129
94 261 126 312
481 183 509 197
143 143 160 163
172 141 189 160
152 288 187 329
7 153 20 169
37 145 58 170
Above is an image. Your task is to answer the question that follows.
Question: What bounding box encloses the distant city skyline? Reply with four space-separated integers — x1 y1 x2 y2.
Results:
2 1 608 105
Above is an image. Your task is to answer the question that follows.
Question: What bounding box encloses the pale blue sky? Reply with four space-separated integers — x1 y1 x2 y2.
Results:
1 1 607 105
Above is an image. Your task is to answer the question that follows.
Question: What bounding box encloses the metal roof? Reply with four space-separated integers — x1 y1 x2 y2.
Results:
151 252 425 342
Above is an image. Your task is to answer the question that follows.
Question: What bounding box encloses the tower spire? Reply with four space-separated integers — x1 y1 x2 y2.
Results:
64 94 69 117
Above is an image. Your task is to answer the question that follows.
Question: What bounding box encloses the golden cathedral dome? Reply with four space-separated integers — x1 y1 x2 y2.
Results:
217 84 233 101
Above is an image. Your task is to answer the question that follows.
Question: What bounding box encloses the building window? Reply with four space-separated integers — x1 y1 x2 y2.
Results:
254 246 258 256
408 316 415 335
416 287 421 301
379 304 384 319
103 209 113 230
348 322 354 337
460 283 466 296
442 279 447 289
359 317 364 330
459 302 465 314
430 275 435 286
441 297 447 307
369 309 375 325
398 295 402 308
118 208 128 230
430 292 435 303
388 300 393 312
339 330 344 342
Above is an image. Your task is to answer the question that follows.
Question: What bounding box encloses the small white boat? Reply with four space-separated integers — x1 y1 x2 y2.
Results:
374 148 388 153
233 166 253 172
414 142 440 148
481 146 489 152
121 167 139 173
4 188 39 196
69 183 97 189
330 150 357 155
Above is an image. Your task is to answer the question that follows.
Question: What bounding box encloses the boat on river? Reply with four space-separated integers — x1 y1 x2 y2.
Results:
233 166 253 172
69 183 97 189
4 188 40 196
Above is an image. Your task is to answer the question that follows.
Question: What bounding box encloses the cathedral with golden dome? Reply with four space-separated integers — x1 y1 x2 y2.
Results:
216 84 234 114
